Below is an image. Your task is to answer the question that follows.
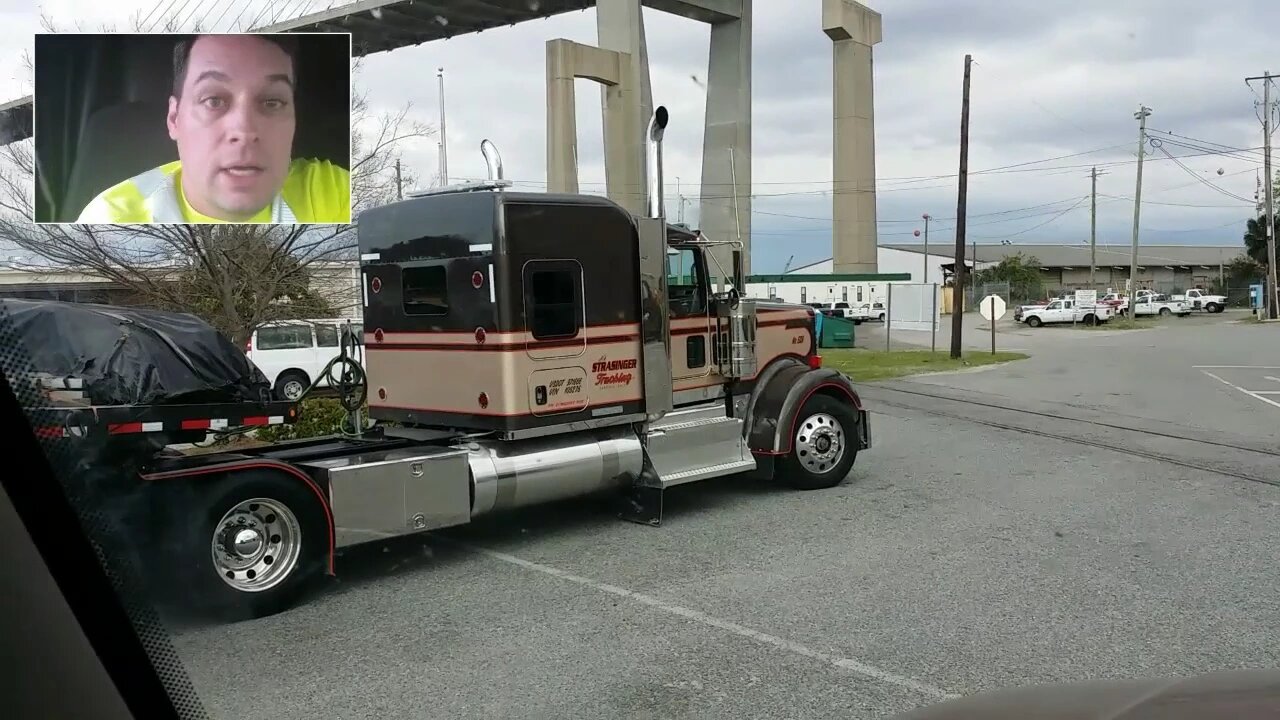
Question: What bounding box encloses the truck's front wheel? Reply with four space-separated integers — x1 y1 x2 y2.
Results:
777 394 860 490
179 472 328 620
1205 302 1222 314
1025 316 1043 327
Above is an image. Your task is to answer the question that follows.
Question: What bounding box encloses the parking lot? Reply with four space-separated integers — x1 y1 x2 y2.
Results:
163 313 1280 720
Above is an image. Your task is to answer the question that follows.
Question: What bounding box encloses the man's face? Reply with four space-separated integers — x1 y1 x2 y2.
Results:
167 35 296 221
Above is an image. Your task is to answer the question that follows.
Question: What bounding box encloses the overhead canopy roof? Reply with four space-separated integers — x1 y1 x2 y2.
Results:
0 0 740 146
257 0 740 54
0 95 32 146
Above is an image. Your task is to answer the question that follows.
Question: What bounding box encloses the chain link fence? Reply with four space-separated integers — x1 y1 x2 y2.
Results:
964 280 1262 309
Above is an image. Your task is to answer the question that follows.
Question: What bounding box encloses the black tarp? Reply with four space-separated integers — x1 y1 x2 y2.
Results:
2 298 270 406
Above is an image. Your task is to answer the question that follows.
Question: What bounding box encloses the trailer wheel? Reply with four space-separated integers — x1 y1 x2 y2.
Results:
1025 316 1043 328
180 472 327 620
777 394 860 491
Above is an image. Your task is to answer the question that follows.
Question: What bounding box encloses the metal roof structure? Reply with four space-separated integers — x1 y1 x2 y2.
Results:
882 243 1247 270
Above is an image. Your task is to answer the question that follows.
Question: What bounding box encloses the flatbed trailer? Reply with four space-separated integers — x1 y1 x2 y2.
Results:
22 108 874 620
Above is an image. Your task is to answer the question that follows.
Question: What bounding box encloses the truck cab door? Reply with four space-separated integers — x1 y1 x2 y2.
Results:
1044 300 1063 321
666 246 712 383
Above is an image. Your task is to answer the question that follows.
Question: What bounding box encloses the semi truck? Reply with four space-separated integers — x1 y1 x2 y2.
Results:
18 108 872 620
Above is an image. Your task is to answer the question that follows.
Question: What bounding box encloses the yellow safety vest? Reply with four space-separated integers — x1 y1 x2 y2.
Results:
75 158 350 224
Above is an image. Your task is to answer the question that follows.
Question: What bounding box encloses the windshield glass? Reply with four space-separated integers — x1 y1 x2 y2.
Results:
2 4 1277 720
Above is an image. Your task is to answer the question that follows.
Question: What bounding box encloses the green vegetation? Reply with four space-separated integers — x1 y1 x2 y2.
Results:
971 252 1044 302
255 398 362 442
821 349 1028 382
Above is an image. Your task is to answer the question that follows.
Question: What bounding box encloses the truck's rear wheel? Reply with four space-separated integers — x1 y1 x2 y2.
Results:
1025 316 1043 328
181 472 327 620
777 394 860 490
1159 307 1171 316
1082 313 1097 326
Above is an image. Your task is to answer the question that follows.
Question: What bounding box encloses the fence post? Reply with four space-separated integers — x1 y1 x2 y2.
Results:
931 283 938 353
885 283 893 352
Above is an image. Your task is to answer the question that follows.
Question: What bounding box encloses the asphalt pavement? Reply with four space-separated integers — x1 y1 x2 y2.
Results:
162 315 1280 720
873 310 1280 443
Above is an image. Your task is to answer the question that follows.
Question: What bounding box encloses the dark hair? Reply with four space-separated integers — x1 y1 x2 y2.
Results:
171 33 300 99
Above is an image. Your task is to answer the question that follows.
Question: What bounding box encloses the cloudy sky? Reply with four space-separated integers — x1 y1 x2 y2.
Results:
3 0 1277 272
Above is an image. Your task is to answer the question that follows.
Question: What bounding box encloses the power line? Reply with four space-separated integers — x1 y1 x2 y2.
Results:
972 195 1090 240
1148 138 1256 204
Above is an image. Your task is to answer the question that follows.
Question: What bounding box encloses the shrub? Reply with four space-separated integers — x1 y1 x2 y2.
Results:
255 398 363 442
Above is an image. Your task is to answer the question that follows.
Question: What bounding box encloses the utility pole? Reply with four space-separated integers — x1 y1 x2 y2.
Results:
1129 105 1152 300
950 54 972 359
675 176 682 223
1090 166 1098 288
395 159 403 200
437 67 449 186
1247 71 1278 318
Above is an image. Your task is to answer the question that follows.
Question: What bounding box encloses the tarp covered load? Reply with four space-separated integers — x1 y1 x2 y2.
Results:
1 298 270 406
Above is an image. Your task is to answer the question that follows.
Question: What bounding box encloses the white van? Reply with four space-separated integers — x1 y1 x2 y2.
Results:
246 319 364 400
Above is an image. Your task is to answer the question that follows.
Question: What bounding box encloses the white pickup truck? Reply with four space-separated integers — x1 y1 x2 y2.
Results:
810 301 861 324
810 301 883 324
1172 288 1228 314
1129 293 1191 317
1020 298 1116 327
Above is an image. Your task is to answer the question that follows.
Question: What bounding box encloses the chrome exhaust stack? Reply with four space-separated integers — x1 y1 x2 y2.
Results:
637 106 673 424
481 139 504 184
646 106 668 219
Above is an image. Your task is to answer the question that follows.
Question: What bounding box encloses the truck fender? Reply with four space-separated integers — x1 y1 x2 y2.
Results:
743 357 865 456
140 459 336 575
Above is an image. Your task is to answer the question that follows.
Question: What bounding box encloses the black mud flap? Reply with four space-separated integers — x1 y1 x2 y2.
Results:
617 449 663 526
856 409 871 451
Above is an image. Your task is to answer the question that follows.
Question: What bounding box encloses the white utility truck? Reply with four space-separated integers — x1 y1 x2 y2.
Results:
1172 288 1228 313
1019 298 1115 327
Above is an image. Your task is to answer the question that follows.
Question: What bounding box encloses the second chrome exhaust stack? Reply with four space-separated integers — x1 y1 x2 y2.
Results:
646 106 669 220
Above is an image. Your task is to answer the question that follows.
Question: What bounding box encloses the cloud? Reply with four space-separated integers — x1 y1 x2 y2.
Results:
3 0 1275 273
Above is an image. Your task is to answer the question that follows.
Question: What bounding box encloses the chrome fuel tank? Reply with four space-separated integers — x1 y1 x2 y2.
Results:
463 426 644 517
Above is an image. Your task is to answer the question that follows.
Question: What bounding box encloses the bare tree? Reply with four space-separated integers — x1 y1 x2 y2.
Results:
0 7 433 344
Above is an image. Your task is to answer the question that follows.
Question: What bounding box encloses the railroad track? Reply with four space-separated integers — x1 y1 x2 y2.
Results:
860 383 1280 489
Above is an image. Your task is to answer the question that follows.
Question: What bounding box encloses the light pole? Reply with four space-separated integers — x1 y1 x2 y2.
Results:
921 212 931 283
913 228 923 281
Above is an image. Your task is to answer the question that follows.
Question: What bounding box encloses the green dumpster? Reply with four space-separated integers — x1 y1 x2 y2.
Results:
819 313 856 348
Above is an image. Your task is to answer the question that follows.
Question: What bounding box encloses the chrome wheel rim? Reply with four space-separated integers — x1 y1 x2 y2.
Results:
212 498 302 593
795 412 845 474
282 379 306 400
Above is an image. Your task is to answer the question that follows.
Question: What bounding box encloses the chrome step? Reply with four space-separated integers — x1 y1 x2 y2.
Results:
646 414 755 488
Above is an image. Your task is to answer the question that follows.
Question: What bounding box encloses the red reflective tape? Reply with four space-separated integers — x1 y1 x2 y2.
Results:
34 426 64 439
181 418 211 430
241 416 269 426
107 422 143 434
